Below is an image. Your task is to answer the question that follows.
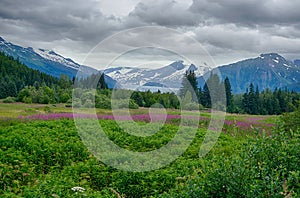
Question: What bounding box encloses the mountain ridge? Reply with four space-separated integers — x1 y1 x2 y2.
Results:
0 37 116 88
103 60 211 91
200 53 300 93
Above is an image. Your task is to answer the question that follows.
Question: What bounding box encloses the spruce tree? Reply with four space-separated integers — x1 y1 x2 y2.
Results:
247 83 257 114
99 73 108 89
201 73 224 109
224 76 234 112
202 81 211 108
255 86 260 114
179 70 199 103
242 88 249 113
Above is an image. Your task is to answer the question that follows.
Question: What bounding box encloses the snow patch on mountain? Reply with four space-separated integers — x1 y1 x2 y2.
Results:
103 61 212 90
34 48 80 69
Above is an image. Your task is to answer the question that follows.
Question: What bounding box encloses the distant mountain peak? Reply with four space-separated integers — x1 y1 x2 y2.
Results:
48 50 60 56
33 48 80 69
257 53 294 68
259 53 285 60
36 48 58 55
187 64 197 72
168 60 185 70
26 47 34 51
205 53 300 93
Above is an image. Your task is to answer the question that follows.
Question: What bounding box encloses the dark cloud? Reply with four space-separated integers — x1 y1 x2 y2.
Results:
128 0 200 27
193 24 261 51
186 0 300 63
0 0 299 67
189 0 300 26
0 0 122 43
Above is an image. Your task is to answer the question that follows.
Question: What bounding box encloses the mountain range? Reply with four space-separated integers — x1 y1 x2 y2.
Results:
0 37 116 88
104 53 300 93
102 61 211 92
202 53 300 93
0 36 299 93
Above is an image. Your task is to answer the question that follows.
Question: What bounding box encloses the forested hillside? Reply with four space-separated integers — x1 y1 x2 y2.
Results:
0 52 61 98
0 52 74 103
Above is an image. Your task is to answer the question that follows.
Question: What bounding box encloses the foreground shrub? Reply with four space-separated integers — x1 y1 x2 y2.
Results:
282 105 300 133
0 117 299 197
3 96 16 103
160 120 300 197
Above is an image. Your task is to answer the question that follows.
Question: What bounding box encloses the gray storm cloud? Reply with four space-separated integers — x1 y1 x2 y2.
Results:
0 0 299 66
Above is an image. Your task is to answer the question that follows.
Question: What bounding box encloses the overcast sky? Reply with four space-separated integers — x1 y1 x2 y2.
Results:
1 0 300 69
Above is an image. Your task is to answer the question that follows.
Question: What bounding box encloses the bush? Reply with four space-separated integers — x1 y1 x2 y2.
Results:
83 99 94 108
128 99 139 109
59 92 71 103
72 98 82 108
80 91 95 104
3 96 16 103
282 106 300 133
95 94 111 109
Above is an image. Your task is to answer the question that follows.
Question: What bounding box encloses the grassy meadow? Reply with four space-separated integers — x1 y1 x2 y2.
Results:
0 102 299 197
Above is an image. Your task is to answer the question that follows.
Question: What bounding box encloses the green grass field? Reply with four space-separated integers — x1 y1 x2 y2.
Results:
0 102 299 197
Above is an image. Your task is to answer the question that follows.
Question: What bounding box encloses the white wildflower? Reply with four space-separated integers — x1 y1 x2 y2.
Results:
71 186 85 193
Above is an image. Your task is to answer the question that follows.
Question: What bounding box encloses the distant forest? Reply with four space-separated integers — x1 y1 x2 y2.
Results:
181 71 300 115
0 52 299 115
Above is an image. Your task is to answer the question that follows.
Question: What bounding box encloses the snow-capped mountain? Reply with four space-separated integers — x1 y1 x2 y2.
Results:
103 60 212 91
0 36 116 88
33 48 81 70
201 53 300 93
0 37 92 77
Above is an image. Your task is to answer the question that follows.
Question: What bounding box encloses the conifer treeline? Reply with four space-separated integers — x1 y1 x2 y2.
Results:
181 71 300 115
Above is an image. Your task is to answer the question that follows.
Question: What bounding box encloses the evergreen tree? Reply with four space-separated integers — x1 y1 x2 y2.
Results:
131 91 144 107
255 86 260 114
98 73 108 89
202 81 211 108
242 83 259 114
201 73 225 109
242 88 249 113
248 83 255 114
58 74 72 89
6 81 18 97
272 93 281 115
224 76 234 112
179 70 199 103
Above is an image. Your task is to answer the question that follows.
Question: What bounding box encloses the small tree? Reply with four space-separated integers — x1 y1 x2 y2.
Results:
179 70 199 103
224 76 234 113
98 73 108 89
201 73 224 109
